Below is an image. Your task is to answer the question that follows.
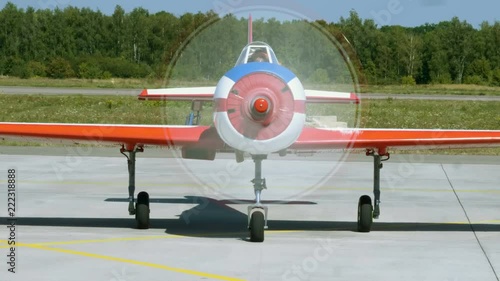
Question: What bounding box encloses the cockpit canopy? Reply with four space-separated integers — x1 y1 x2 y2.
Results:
235 41 280 66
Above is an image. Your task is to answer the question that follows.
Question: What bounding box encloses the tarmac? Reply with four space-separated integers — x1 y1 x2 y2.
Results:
0 147 499 281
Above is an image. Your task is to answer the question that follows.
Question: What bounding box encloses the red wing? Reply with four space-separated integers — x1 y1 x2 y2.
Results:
292 127 500 151
4 123 500 154
0 122 223 148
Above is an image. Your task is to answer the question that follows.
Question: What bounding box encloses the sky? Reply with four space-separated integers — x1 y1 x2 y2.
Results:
5 0 500 28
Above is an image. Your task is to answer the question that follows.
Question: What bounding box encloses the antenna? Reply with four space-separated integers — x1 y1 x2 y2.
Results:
248 14 253 44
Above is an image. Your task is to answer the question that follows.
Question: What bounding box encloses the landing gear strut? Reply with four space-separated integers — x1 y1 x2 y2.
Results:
248 155 268 242
120 145 150 229
357 149 390 232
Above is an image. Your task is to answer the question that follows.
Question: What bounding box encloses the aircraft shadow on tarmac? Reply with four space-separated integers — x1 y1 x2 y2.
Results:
4 196 500 240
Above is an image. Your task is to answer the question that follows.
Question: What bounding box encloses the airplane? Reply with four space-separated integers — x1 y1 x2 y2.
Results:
1 16 500 242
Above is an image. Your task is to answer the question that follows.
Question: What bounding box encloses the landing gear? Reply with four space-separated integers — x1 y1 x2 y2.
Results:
357 149 390 232
247 155 268 242
185 100 203 125
136 191 150 229
357 195 372 232
249 209 265 242
120 145 150 229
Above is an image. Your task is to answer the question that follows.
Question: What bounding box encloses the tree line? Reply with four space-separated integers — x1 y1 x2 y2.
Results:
0 3 499 86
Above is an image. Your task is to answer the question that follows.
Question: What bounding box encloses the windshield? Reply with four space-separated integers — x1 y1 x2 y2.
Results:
235 41 280 65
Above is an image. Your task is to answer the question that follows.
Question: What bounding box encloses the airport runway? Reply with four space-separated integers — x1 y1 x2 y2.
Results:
2 86 500 101
0 147 499 281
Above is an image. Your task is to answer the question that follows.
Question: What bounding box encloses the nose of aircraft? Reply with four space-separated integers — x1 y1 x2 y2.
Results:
253 97 269 114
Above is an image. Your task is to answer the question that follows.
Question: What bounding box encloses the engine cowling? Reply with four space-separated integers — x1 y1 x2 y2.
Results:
214 63 306 155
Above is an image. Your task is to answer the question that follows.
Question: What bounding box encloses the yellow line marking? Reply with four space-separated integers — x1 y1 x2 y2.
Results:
35 234 183 246
3 241 245 281
0 235 183 248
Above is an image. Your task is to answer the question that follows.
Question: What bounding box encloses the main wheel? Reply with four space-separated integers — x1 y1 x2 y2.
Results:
357 195 373 232
137 191 149 206
249 211 265 242
136 191 150 229
136 204 150 229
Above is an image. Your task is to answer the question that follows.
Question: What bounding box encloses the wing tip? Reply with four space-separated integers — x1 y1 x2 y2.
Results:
138 89 148 100
351 92 360 104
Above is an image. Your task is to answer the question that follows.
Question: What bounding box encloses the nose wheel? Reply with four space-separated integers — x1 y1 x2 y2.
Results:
247 155 268 242
249 209 265 242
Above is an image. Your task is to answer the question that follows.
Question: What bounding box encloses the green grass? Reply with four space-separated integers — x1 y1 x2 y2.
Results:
360 84 500 96
0 76 214 89
1 94 500 155
360 99 500 130
0 95 211 125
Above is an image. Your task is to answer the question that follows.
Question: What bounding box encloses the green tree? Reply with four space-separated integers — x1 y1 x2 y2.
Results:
466 58 491 83
108 5 127 57
423 30 451 84
491 68 500 86
46 57 75 78
78 62 102 79
442 17 475 83
479 22 500 74
26 61 46 77
8 57 29 78
401 33 422 78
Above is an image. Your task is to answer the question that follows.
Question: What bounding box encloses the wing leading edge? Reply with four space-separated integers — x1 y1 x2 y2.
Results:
0 122 223 148
292 127 500 152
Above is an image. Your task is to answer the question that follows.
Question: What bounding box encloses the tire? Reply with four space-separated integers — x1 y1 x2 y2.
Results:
249 211 265 242
357 195 373 232
136 204 150 229
137 191 149 206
